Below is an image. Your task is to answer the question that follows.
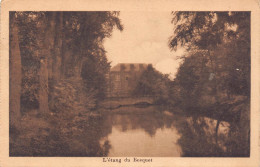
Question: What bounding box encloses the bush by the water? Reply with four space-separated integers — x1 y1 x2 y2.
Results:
49 78 97 114
10 78 105 156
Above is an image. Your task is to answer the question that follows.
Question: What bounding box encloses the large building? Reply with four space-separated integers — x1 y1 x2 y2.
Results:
107 63 151 97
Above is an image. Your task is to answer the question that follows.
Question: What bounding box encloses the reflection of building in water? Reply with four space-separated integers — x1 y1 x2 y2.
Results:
107 63 151 97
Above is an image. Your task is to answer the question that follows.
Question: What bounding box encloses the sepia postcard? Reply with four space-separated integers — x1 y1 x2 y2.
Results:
0 0 260 166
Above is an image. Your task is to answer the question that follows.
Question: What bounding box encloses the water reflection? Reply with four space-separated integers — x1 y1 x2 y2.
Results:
81 106 249 157
174 115 249 157
173 116 231 157
101 127 182 157
99 108 183 156
65 116 113 156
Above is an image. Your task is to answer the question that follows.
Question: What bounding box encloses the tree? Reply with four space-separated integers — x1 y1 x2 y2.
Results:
64 12 123 100
10 12 22 126
12 11 123 113
38 13 57 113
15 12 42 112
133 65 172 104
173 52 210 109
53 12 63 80
59 12 123 79
170 12 250 103
169 12 250 144
169 12 250 99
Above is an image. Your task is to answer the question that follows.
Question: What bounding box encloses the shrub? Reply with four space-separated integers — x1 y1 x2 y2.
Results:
49 78 97 115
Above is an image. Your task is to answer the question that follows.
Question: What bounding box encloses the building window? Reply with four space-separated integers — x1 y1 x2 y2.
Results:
126 76 128 80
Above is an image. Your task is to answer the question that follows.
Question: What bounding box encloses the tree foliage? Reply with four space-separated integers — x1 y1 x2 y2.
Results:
170 12 250 112
10 11 123 156
10 11 123 114
133 65 172 104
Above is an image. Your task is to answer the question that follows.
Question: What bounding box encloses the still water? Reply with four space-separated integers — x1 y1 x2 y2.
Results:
99 115 182 156
83 105 249 157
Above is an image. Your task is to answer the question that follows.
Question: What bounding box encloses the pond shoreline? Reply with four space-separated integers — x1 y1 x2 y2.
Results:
97 98 248 124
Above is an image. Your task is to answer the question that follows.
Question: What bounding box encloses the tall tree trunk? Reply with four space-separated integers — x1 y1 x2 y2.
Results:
48 13 56 80
10 13 22 126
39 52 49 113
53 12 63 80
48 12 56 79
39 13 55 113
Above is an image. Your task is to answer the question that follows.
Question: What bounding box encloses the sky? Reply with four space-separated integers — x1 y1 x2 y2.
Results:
104 11 186 79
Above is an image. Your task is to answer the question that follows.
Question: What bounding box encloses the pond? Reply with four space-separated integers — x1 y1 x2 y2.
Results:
84 105 249 157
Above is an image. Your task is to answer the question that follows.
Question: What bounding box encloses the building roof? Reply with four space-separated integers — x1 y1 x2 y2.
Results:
110 63 151 72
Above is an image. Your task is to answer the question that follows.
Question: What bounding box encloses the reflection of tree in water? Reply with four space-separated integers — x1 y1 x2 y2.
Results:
173 116 249 157
62 115 113 156
224 121 250 157
174 117 226 156
83 107 249 157
67 106 249 157
107 107 175 137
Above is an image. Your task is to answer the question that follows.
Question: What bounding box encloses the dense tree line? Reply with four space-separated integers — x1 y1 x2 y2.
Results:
132 65 173 104
10 11 123 126
160 12 251 156
169 12 250 117
168 12 250 152
10 11 123 156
